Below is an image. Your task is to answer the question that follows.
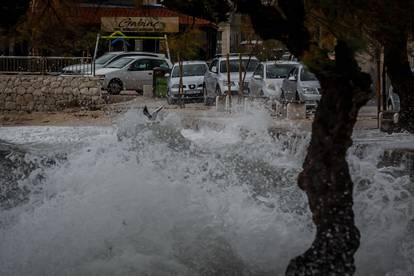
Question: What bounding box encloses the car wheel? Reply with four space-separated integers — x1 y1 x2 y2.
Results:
280 89 286 103
215 85 222 96
108 79 123 95
167 90 176 105
203 84 212 106
295 90 301 102
168 96 176 105
260 90 265 97
203 85 208 105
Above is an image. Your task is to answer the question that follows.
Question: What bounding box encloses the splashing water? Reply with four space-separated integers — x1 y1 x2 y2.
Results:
0 108 412 276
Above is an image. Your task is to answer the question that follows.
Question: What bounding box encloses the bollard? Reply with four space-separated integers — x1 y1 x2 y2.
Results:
276 102 287 118
216 95 226 112
243 97 248 113
286 103 306 120
225 95 231 113
380 111 400 133
143 85 153 97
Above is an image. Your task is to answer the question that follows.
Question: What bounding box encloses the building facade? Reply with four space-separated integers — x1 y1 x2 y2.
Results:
217 13 261 56
74 2 217 58
3 0 217 59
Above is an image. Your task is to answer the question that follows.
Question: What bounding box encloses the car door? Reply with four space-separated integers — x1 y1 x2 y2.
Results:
205 59 218 94
250 64 264 96
137 58 170 89
283 67 299 101
105 54 125 66
124 58 153 90
151 59 170 71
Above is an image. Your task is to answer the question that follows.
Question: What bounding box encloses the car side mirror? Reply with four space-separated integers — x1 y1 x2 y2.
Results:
288 75 296 81
127 65 135 71
253 75 262 80
211 66 218 73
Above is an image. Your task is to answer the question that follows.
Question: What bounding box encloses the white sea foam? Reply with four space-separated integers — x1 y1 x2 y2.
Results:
0 109 412 275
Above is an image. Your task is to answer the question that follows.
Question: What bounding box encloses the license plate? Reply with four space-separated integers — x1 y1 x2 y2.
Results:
187 90 198 94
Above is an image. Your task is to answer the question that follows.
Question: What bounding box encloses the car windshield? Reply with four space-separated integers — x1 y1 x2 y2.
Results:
172 64 207 77
106 58 134 69
95 53 117 65
266 64 296 79
220 59 260 73
300 68 318 81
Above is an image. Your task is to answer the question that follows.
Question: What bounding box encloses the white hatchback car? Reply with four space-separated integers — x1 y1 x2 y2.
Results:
61 52 166 75
167 61 208 104
281 64 321 109
203 55 260 105
96 56 172 94
248 61 299 98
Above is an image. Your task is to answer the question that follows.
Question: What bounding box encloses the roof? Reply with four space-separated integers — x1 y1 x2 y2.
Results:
173 61 207 66
103 51 166 57
214 55 259 61
264 61 299 65
116 55 166 61
65 5 217 29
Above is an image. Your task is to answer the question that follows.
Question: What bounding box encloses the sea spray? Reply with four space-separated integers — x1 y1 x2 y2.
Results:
0 109 412 275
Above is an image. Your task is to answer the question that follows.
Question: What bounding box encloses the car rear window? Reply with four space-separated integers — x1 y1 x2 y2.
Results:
151 59 170 70
95 53 117 65
266 64 296 79
172 64 207 77
106 58 134 69
300 68 318 81
220 59 259 73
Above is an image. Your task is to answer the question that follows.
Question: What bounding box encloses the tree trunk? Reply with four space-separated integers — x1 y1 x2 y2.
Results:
236 2 372 274
384 35 414 133
286 42 372 275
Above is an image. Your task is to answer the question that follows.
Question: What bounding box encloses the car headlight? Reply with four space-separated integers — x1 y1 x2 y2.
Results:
302 87 319 94
96 75 105 78
223 81 235 86
171 84 180 89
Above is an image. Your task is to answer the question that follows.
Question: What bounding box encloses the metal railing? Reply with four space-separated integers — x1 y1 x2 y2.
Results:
0 56 93 75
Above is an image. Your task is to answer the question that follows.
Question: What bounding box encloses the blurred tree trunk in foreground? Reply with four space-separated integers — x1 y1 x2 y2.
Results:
236 1 372 274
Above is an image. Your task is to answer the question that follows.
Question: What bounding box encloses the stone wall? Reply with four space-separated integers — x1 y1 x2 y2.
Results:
0 75 105 112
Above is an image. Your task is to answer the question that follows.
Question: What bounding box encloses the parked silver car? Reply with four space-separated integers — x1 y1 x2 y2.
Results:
281 64 321 108
385 68 414 112
203 55 260 105
61 52 167 75
387 85 401 112
167 61 208 104
248 61 298 98
96 56 172 94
